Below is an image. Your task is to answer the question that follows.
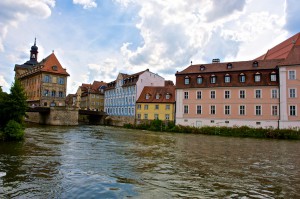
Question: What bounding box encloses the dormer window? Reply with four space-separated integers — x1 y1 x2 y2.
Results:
239 73 246 82
227 63 232 69
224 74 231 83
200 65 205 71
52 65 58 71
254 72 261 82
166 93 170 99
253 61 258 67
210 75 216 84
156 93 160 99
184 76 190 85
146 93 150 99
197 75 203 84
270 71 277 82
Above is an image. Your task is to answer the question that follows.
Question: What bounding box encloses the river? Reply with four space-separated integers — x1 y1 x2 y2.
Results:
0 125 300 198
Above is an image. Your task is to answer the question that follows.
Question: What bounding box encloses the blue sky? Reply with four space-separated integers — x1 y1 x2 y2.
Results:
0 0 299 94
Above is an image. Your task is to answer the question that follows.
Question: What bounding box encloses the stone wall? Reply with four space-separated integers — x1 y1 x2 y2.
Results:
106 115 135 126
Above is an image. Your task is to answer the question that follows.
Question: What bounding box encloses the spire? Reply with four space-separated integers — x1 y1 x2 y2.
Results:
29 38 38 64
34 37 36 46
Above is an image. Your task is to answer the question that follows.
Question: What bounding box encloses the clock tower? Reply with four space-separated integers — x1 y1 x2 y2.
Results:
29 38 38 64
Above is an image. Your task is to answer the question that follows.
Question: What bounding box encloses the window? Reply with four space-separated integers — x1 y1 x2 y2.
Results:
166 94 170 99
210 75 216 84
155 105 159 110
144 105 148 110
59 91 64 98
184 76 190 85
271 89 278 99
137 104 141 110
44 75 51 83
154 114 159 120
58 77 64 84
224 105 230 115
197 105 202 114
255 105 262 116
51 91 56 97
156 94 160 99
253 61 258 67
166 105 170 110
289 88 296 98
44 90 49 96
146 94 150 99
240 90 245 99
184 92 189 99
270 72 277 82
137 114 141 119
210 91 216 99
227 63 232 69
144 114 148 119
184 105 189 114
224 74 231 83
165 114 170 120
239 73 246 83
254 73 261 82
197 76 203 84
200 65 205 71
272 105 278 116
290 105 296 116
255 90 261 98
197 91 202 99
210 105 216 115
239 105 245 115
289 71 296 80
224 90 230 99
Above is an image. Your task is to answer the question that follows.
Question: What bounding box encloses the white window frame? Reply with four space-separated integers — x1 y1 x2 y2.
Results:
196 91 202 99
288 70 296 80
210 90 216 99
210 105 216 115
224 105 230 115
239 90 246 99
271 89 278 99
184 105 189 114
255 89 262 99
224 90 230 99
239 105 245 115
289 105 297 116
196 105 202 114
289 88 297 98
184 91 189 99
255 105 262 116
271 105 278 116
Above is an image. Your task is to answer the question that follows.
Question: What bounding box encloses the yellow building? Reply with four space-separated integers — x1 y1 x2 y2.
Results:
14 39 69 107
136 82 175 123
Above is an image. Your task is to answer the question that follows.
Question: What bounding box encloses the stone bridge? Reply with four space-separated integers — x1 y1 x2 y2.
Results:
26 107 107 125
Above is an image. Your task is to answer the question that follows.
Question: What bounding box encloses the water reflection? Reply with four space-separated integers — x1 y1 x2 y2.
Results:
0 125 300 198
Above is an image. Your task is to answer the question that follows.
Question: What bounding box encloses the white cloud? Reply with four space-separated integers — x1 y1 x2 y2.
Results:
73 0 97 9
0 75 9 92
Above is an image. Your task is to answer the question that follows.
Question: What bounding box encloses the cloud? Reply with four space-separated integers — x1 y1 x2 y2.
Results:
0 75 10 92
73 0 97 9
0 0 53 52
284 0 300 34
205 0 246 22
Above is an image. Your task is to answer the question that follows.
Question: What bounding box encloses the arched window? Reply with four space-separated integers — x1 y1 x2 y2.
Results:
270 71 277 82
197 75 203 84
210 75 216 84
156 93 160 99
239 73 246 83
166 93 171 99
200 65 205 71
184 76 190 85
254 72 261 82
224 74 231 83
146 93 150 99
253 61 258 67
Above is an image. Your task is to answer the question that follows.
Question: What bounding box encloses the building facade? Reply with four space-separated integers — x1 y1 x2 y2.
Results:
136 81 175 123
104 69 165 118
75 81 107 111
14 39 69 107
175 32 300 129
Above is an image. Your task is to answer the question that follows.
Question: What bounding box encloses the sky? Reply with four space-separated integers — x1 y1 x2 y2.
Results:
0 0 299 94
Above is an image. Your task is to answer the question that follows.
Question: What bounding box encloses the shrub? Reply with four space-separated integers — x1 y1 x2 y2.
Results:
4 120 24 141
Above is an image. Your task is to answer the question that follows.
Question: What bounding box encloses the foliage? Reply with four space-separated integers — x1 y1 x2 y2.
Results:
0 79 27 141
3 120 24 141
124 121 300 140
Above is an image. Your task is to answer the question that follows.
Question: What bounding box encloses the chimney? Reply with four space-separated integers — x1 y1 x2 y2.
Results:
212 58 220 63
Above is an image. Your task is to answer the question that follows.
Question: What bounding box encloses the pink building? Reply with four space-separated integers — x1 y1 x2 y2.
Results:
176 32 300 129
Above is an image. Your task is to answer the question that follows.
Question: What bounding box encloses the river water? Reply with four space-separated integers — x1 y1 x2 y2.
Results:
0 125 300 198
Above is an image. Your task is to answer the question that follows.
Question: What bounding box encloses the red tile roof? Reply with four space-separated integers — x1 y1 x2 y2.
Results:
257 32 300 60
40 53 69 76
177 59 282 75
137 85 175 103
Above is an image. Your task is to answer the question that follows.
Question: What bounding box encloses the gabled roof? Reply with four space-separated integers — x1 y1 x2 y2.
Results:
257 32 300 60
137 85 175 103
39 53 69 76
177 59 282 75
79 81 107 96
279 45 300 66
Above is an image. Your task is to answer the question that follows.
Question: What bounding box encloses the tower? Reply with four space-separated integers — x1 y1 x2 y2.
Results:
28 38 38 65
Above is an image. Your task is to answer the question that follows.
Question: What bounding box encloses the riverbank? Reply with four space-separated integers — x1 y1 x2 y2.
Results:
124 120 300 140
